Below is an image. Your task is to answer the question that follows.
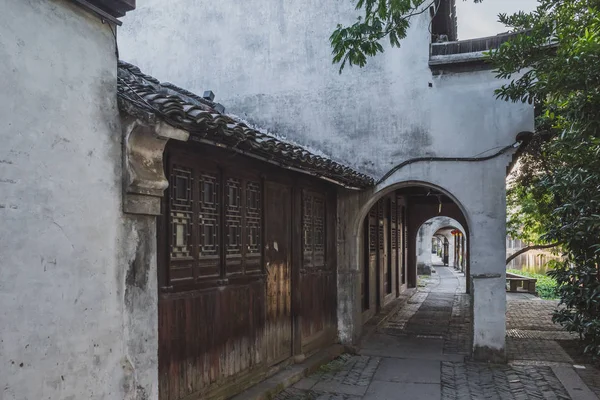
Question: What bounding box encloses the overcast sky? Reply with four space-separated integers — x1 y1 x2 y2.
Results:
456 0 538 39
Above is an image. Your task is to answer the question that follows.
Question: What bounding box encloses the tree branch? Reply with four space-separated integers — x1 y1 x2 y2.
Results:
506 242 561 265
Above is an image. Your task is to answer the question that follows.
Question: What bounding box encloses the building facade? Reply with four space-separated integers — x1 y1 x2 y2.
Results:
1 1 534 399
119 0 533 364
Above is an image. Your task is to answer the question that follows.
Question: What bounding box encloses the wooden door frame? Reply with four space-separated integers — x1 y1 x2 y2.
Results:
382 197 395 306
264 181 293 366
397 196 408 294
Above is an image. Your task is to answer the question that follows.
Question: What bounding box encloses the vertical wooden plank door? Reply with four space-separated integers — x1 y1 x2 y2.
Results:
367 208 378 314
389 197 397 296
376 199 389 308
264 182 293 366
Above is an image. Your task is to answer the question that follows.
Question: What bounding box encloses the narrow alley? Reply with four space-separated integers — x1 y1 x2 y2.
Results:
270 265 599 400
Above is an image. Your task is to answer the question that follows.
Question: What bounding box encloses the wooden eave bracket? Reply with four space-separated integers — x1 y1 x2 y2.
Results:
122 118 189 216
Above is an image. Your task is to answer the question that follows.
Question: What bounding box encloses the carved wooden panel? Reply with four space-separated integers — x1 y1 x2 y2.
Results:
225 177 263 275
226 178 243 256
313 196 325 267
245 180 262 272
302 191 327 269
302 193 313 268
225 178 243 274
169 164 195 282
198 171 220 278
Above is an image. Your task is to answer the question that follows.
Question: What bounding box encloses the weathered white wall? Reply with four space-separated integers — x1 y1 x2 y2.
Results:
0 1 157 399
119 1 531 177
119 0 533 361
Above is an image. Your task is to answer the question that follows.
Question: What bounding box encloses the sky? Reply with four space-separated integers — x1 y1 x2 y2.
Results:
456 0 539 39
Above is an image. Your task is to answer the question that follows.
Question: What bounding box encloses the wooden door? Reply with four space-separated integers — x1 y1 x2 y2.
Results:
390 197 397 296
265 182 293 365
363 207 378 319
397 196 407 292
361 216 370 312
377 199 386 308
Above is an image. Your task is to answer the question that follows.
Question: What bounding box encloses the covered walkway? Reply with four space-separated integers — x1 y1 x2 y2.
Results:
271 266 599 400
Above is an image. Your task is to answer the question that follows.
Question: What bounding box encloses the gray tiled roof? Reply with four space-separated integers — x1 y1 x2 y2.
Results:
117 61 374 189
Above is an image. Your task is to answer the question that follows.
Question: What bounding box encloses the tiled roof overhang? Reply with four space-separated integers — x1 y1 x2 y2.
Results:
117 61 374 189
70 0 135 25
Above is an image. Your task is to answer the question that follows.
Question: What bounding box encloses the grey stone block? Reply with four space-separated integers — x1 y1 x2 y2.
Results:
417 263 432 276
364 382 441 400
373 358 441 384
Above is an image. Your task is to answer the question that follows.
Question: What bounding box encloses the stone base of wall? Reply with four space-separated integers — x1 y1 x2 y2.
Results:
472 345 506 363
417 263 432 276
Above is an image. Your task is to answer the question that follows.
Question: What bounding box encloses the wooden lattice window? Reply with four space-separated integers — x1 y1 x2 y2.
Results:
165 154 263 288
225 176 262 275
391 198 397 250
369 207 377 254
245 181 262 271
303 191 326 269
168 164 195 283
377 199 384 251
198 171 220 278
226 178 242 255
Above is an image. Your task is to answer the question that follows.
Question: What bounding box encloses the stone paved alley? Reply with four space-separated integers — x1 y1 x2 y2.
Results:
273 266 600 400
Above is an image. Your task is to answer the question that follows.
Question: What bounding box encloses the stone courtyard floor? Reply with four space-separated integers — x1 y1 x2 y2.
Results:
273 266 600 400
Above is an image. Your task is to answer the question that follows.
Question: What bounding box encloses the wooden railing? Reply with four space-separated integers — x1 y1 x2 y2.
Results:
430 30 528 57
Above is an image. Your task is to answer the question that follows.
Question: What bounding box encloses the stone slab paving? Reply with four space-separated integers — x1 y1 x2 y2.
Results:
275 388 361 400
506 329 579 341
575 368 600 399
507 300 561 331
272 268 600 400
507 338 574 364
444 293 472 355
441 362 571 400
364 381 441 400
277 355 380 400
378 291 428 332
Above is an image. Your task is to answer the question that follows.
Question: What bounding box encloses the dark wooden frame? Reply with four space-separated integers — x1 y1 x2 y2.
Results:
361 192 409 323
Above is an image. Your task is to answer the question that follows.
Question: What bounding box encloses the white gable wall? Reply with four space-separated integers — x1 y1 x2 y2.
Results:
0 1 157 399
119 1 532 177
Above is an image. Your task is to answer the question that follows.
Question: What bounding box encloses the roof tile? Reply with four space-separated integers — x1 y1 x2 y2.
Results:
117 60 374 189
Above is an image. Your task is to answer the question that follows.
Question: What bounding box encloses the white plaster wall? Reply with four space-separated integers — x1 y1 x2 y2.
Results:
119 0 532 178
0 1 156 399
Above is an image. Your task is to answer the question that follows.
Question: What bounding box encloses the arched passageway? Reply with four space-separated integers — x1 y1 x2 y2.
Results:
337 173 510 362
415 216 468 284
358 184 470 322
